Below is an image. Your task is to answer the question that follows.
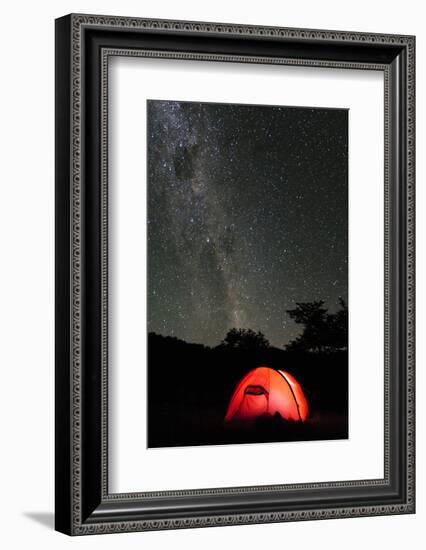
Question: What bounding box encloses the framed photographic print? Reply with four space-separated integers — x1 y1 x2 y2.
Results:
55 14 415 535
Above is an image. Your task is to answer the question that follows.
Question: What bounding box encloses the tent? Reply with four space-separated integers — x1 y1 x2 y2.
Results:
225 366 309 423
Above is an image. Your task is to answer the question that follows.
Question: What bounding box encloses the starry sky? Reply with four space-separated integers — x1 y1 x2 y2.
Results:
147 100 348 348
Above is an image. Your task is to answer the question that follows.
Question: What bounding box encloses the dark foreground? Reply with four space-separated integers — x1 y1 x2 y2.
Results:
148 333 348 448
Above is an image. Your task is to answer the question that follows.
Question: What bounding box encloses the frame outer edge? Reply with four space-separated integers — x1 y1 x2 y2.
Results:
405 35 415 513
70 13 84 536
55 14 73 536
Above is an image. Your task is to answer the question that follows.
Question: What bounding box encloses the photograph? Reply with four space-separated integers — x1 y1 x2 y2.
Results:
147 99 349 448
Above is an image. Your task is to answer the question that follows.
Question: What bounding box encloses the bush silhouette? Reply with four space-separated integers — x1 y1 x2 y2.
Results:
220 328 270 350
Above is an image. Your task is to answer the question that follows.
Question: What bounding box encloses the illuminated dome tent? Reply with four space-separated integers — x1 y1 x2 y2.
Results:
225 366 309 423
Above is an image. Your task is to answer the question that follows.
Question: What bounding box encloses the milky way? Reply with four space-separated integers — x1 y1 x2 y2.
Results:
147 100 348 348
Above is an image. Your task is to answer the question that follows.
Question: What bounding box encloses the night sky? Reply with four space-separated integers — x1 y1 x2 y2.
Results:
147 100 348 348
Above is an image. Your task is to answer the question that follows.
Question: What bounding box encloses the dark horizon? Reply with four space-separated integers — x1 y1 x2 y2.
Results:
147 100 348 347
149 296 348 351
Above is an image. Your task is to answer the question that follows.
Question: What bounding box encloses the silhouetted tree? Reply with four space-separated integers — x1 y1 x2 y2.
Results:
286 301 328 352
285 299 348 353
326 298 348 351
221 328 270 350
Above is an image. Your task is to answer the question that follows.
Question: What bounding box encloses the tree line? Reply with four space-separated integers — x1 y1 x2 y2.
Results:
219 299 348 353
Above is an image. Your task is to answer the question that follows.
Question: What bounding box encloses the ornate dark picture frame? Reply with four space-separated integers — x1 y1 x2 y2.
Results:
55 14 415 535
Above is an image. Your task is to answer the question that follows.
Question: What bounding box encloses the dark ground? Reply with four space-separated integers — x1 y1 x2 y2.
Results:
147 333 348 448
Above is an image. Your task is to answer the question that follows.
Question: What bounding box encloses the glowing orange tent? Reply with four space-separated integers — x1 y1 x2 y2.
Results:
225 366 308 423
